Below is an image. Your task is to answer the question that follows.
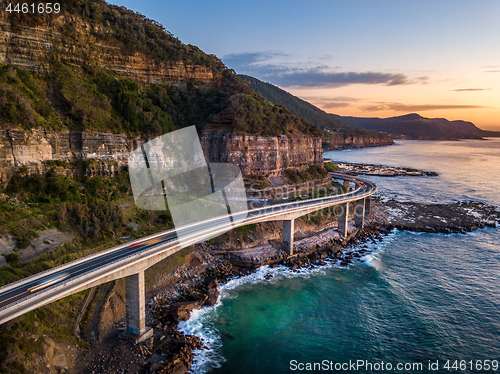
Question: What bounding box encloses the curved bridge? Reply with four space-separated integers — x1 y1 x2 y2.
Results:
0 173 376 341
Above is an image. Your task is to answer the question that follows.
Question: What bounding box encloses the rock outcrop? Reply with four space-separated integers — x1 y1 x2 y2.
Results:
323 135 394 150
0 128 130 187
0 15 215 84
0 127 323 188
202 133 323 176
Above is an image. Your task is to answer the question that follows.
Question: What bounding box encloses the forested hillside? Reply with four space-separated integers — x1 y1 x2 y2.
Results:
0 0 320 137
239 74 393 149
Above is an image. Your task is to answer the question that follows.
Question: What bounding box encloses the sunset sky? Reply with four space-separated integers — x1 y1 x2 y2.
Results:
111 0 500 130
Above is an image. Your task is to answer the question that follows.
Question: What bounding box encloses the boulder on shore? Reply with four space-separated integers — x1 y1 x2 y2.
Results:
169 300 202 322
205 278 220 306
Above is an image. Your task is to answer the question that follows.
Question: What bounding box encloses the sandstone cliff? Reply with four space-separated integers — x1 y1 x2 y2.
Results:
0 13 216 85
0 127 323 188
0 2 323 189
322 134 394 150
202 133 323 176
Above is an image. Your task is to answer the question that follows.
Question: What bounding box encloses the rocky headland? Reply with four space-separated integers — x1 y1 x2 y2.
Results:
330 160 438 177
321 134 394 150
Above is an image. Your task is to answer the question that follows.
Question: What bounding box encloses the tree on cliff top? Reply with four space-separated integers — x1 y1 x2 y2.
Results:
0 0 322 138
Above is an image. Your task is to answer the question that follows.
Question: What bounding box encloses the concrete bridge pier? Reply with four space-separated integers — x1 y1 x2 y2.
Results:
338 203 349 237
124 271 153 343
365 196 371 215
343 179 350 192
282 219 295 256
355 198 366 228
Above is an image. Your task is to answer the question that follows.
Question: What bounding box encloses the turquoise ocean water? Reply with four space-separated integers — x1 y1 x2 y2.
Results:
180 139 500 374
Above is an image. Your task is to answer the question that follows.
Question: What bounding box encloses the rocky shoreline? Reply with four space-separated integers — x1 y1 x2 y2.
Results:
123 196 498 374
327 160 438 177
381 198 499 233
81 194 500 374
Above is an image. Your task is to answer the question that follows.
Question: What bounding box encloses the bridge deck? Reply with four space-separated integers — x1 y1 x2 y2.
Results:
0 173 376 325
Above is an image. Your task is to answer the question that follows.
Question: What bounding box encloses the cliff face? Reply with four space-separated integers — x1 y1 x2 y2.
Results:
0 128 323 188
0 15 215 84
0 128 130 187
202 133 323 176
0 5 324 188
323 135 394 150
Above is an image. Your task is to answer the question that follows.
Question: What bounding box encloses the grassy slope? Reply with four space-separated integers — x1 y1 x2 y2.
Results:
238 75 350 131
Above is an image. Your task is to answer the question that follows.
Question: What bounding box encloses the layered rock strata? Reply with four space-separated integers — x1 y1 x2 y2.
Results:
323 135 394 150
0 16 215 84
0 128 323 188
201 133 323 177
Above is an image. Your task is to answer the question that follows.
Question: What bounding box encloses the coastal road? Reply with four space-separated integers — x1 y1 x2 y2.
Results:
0 173 376 324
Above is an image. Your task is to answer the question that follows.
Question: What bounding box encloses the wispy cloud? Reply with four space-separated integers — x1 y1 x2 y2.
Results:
224 51 291 67
273 70 409 88
302 96 361 109
481 65 500 73
223 51 425 88
452 88 492 91
360 103 485 112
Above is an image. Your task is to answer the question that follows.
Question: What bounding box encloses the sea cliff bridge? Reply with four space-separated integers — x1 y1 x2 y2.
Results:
0 173 376 342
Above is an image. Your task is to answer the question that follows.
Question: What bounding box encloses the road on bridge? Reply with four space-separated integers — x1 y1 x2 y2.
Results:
0 173 376 324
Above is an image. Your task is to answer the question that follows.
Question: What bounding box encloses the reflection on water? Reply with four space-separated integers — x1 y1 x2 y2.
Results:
325 139 500 205
181 140 500 374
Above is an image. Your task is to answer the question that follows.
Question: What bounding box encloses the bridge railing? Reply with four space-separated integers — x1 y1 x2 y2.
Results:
0 236 178 312
0 174 375 314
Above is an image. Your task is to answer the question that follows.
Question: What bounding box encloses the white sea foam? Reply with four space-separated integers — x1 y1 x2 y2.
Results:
360 229 397 270
179 230 398 373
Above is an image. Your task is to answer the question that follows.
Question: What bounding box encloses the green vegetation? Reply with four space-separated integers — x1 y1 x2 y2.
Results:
0 61 319 137
324 162 339 172
239 74 348 132
0 289 89 374
4 253 20 264
0 164 177 287
247 181 271 189
6 0 226 71
0 243 196 374
0 65 62 130
239 74 393 143
298 207 335 226
0 1 330 371
220 84 321 136
0 62 204 135
207 223 258 247
284 165 328 184
232 223 258 243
